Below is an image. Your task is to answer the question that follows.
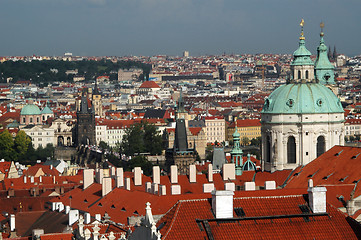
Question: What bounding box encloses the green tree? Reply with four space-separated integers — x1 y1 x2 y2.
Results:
0 130 15 161
119 122 163 157
14 130 31 159
99 141 109 150
250 136 262 146
143 122 163 155
241 136 250 146
120 123 144 156
128 155 153 176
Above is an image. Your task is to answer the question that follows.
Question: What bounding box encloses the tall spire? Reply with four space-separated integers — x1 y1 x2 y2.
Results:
314 22 335 85
231 118 243 175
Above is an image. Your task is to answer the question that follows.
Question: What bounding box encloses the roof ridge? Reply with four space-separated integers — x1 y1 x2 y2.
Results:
163 201 183 239
234 194 303 200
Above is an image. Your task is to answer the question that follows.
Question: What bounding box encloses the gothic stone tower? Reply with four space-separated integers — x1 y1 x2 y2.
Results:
76 91 96 146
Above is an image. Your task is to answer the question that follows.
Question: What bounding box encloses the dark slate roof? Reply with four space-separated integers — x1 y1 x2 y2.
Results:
213 147 226 170
144 109 166 119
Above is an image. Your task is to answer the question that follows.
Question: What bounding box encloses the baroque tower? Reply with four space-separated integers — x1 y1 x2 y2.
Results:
261 20 344 172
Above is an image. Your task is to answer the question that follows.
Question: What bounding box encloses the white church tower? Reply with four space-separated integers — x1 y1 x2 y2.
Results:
261 20 344 172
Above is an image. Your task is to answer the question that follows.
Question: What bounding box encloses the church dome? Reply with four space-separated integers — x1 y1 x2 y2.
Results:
20 104 41 115
261 83 343 114
41 106 53 114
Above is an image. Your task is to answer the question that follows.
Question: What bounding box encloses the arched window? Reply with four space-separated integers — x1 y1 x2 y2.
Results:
287 136 296 164
298 70 301 79
305 70 309 79
317 136 326 157
266 136 271 162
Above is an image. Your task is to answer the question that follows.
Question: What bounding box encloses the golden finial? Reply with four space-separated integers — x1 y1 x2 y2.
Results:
320 21 325 37
300 19 304 27
299 19 305 40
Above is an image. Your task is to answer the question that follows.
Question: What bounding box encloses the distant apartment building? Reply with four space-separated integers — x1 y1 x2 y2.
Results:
204 116 226 143
118 68 143 82
226 119 261 143
345 118 361 139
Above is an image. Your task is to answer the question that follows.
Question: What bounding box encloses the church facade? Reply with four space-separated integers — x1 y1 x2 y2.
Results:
261 22 345 172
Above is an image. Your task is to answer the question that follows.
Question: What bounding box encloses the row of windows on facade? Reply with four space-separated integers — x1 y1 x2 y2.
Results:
29 132 50 136
23 116 50 123
265 136 326 164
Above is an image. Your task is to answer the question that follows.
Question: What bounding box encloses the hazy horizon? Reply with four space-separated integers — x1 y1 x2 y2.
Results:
0 0 360 57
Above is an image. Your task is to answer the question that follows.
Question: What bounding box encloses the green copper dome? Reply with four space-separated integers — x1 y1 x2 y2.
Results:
261 83 343 114
20 104 41 115
41 106 53 114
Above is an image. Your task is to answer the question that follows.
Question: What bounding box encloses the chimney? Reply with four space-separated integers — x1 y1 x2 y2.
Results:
170 165 178 184
95 214 101 222
189 165 196 183
53 176 56 184
203 183 215 193
244 182 256 191
65 206 70 214
84 212 91 224
224 182 235 191
134 167 142 186
96 169 104 184
58 203 64 212
102 177 112 197
116 168 124 188
151 183 158 194
159 185 166 195
264 181 276 190
111 167 116 178
208 164 213 182
171 185 181 195
30 176 34 183
83 169 94 190
32 229 44 239
24 176 27 184
39 176 42 183
152 166 160 184
145 182 152 193
212 190 234 219
10 214 15 232
125 178 131 191
69 210 79 226
223 163 235 181
307 179 327 213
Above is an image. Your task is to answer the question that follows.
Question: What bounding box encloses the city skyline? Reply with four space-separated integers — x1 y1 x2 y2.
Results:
0 0 360 57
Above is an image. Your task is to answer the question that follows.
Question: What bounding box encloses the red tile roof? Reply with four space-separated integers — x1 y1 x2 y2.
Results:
139 81 161 89
284 146 361 198
158 193 361 239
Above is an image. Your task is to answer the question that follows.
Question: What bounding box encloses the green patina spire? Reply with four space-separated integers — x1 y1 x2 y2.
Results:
231 118 243 175
291 19 314 66
314 22 335 85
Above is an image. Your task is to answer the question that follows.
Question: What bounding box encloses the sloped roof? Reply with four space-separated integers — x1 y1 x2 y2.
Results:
284 146 361 198
139 81 160 89
158 194 361 239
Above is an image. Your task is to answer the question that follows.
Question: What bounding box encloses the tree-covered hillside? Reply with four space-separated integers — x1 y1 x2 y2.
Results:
0 59 151 83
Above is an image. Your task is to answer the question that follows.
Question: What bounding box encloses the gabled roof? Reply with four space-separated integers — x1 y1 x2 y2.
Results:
139 81 161 89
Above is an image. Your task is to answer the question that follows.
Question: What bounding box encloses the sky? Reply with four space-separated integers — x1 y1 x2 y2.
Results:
0 0 360 57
